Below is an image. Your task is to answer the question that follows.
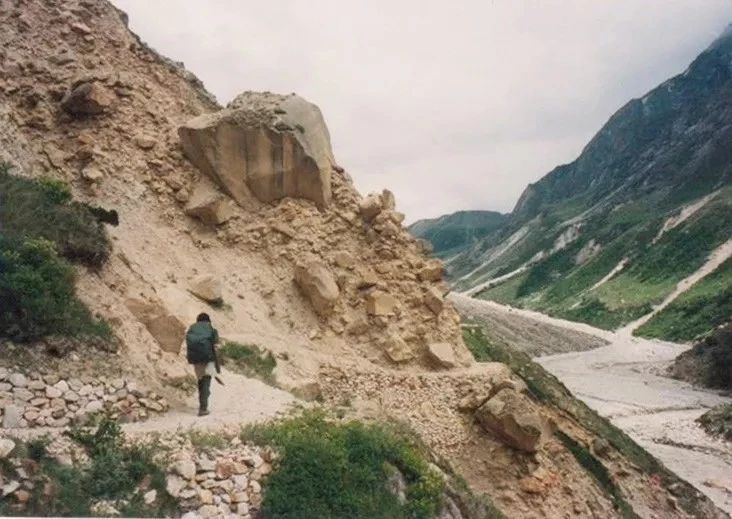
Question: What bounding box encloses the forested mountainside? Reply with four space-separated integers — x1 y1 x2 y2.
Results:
408 210 507 259
426 26 732 339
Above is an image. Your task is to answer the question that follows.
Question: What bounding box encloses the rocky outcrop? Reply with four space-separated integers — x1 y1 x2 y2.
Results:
294 259 340 315
184 182 234 226
125 298 186 354
475 388 547 452
179 92 334 208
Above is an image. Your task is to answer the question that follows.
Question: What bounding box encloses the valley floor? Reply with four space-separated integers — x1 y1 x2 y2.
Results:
451 293 732 515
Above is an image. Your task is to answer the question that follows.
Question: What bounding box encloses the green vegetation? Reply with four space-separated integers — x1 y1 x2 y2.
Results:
241 411 445 519
0 166 112 343
556 431 638 519
665 323 732 389
473 190 731 331
635 258 732 341
0 165 111 267
220 342 277 382
3 417 173 517
462 326 710 518
697 403 732 441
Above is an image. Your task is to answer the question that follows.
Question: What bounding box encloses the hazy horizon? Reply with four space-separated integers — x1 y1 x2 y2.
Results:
112 1 732 222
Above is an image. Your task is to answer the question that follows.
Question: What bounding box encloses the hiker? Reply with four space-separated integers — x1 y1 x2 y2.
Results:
185 313 220 416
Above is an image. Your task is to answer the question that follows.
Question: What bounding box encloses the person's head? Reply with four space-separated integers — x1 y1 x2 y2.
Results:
196 313 211 323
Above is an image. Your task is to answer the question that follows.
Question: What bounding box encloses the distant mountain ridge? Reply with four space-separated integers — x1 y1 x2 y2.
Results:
417 25 732 340
408 210 506 259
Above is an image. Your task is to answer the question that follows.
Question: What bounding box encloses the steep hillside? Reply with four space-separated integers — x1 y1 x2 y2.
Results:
409 211 507 259
0 1 726 517
440 26 732 339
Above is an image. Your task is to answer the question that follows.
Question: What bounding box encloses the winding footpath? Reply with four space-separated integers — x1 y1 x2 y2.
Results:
451 293 732 514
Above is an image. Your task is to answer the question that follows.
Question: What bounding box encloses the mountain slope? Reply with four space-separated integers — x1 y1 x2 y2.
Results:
408 210 507 259
440 26 732 338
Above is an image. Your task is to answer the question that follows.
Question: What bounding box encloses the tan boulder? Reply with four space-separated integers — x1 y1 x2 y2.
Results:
356 268 379 289
418 261 444 282
61 82 114 116
188 275 223 304
294 259 340 315
365 291 398 316
333 251 356 269
383 334 415 363
475 388 546 452
427 342 457 368
423 286 444 315
359 194 382 222
125 298 185 354
381 189 396 210
146 315 185 353
184 182 234 226
179 92 334 208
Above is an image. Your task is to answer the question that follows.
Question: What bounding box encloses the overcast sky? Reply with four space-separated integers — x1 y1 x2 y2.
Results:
112 1 732 223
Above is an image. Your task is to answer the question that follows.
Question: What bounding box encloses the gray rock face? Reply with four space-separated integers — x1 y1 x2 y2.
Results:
179 92 335 208
2 405 22 428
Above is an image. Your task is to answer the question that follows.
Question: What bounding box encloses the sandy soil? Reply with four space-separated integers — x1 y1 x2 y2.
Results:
451 294 732 514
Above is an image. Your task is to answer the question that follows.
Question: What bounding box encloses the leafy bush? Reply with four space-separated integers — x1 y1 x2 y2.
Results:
0 169 110 267
220 342 277 382
697 403 732 441
0 237 110 342
10 416 173 517
242 411 445 519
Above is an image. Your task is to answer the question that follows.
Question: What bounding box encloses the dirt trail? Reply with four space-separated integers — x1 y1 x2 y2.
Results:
126 368 297 434
450 294 732 514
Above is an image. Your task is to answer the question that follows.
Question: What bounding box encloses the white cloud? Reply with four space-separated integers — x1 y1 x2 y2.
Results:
112 0 732 222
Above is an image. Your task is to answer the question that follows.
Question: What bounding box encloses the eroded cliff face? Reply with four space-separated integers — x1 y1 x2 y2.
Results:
0 2 724 517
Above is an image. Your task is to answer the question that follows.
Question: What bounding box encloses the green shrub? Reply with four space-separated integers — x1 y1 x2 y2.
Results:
220 342 277 382
0 170 110 267
11 416 174 517
0 237 110 342
242 411 445 519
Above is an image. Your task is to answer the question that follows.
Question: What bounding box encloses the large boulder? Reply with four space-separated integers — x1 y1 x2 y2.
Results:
427 342 457 368
125 298 185 354
294 259 340 315
61 82 114 116
188 275 223 304
184 182 234 226
179 92 335 208
365 291 398 316
475 388 546 452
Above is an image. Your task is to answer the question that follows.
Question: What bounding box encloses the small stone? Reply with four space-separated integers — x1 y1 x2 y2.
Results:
46 386 62 399
85 400 103 413
14 489 31 503
135 135 156 150
2 405 22 428
199 489 214 505
0 438 16 458
173 459 196 480
8 374 27 388
143 489 157 505
54 380 69 393
2 481 19 496
64 391 80 402
165 474 185 497
70 22 91 34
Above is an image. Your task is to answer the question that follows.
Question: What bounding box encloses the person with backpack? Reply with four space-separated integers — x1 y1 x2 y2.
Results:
185 313 220 416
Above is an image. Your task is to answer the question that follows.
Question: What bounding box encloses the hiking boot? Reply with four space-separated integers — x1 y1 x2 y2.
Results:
198 408 210 416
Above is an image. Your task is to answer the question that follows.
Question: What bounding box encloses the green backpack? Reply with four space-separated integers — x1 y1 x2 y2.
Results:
185 322 216 364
